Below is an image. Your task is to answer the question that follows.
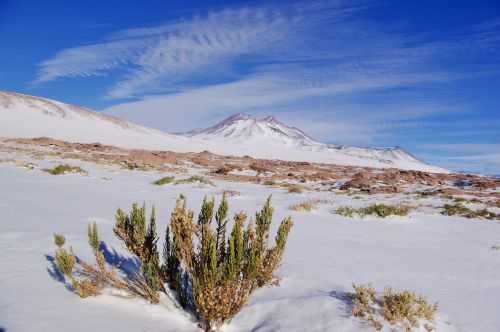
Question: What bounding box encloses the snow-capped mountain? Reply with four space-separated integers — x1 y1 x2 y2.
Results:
0 91 448 173
185 113 318 146
185 113 447 173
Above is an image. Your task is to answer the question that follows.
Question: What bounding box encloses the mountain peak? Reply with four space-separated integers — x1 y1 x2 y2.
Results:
185 113 316 145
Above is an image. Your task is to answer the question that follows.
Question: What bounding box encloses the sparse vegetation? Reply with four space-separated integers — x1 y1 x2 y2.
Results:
53 221 158 302
152 176 175 186
336 204 410 218
263 180 276 186
221 190 240 197
441 203 499 220
174 175 215 186
350 284 438 331
287 184 305 194
289 200 317 212
43 164 86 175
52 195 293 332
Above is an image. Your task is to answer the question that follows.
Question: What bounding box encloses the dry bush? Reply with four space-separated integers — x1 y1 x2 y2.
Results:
221 190 240 197
382 288 438 330
152 176 175 186
336 204 410 219
350 284 438 332
289 200 317 212
441 203 499 220
51 195 293 332
43 164 86 175
287 184 305 194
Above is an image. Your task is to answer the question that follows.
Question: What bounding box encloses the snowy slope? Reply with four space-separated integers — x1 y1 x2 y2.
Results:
0 91 448 173
0 91 197 152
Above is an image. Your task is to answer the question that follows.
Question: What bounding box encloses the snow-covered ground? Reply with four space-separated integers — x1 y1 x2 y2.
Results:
1 153 498 332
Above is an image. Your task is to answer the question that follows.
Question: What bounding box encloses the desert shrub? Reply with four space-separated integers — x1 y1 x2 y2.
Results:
52 221 158 302
350 284 438 331
43 164 86 175
152 176 175 186
382 288 438 329
287 184 304 194
52 195 293 332
336 204 409 219
441 203 499 220
363 204 409 218
336 206 357 218
263 180 276 186
220 190 240 197
174 175 215 186
453 197 466 203
289 200 317 212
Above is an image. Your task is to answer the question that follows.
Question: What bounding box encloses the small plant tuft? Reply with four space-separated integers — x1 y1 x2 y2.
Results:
43 164 86 175
289 200 317 212
441 203 499 220
350 284 438 331
336 204 410 219
53 233 66 248
287 184 304 194
174 175 215 186
152 176 175 186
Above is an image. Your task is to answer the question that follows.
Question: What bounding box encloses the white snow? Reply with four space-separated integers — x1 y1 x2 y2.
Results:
1 153 498 332
0 91 448 173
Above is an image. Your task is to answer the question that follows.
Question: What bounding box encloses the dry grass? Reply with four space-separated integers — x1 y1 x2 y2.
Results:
350 284 438 331
221 190 240 197
289 200 317 212
287 184 305 194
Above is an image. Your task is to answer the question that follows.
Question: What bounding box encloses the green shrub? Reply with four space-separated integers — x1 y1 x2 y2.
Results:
52 195 293 332
152 176 175 186
174 175 215 186
441 203 499 220
336 206 357 218
363 204 409 218
336 204 410 218
43 164 86 175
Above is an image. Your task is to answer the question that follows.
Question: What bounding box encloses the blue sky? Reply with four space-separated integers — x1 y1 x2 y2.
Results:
1 0 499 174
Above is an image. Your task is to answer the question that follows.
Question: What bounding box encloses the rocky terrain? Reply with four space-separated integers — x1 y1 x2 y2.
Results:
2 137 498 199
